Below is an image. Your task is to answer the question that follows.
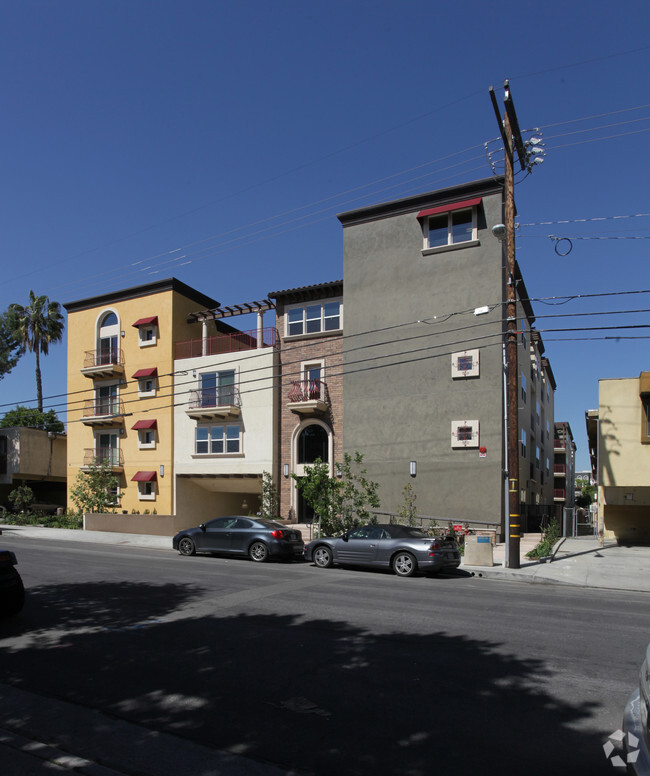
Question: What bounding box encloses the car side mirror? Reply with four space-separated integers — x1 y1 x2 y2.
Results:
342 533 349 542
199 524 206 532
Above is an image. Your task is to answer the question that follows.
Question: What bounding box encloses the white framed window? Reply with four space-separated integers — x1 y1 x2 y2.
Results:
138 481 156 501
451 419 479 448
138 326 157 347
521 429 527 458
521 374 527 404
138 429 156 450
535 446 541 469
286 300 342 337
451 349 479 379
138 377 156 397
94 381 119 416
195 424 241 455
422 208 478 254
199 370 236 407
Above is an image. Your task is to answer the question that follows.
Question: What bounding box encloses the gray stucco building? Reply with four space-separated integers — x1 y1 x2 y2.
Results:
338 177 555 532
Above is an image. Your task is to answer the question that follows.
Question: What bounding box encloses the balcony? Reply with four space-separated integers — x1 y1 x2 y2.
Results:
288 380 329 415
185 388 241 420
81 447 124 471
554 463 566 476
554 488 566 501
80 348 125 378
175 327 276 360
82 400 126 426
554 439 567 451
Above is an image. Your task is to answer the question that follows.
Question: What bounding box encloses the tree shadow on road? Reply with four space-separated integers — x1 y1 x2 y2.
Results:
0 580 613 775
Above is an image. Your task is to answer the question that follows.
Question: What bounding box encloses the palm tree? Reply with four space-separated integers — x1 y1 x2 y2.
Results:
9 291 65 412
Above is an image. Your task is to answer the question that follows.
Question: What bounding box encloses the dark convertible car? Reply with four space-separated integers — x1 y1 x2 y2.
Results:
305 523 461 577
173 516 304 562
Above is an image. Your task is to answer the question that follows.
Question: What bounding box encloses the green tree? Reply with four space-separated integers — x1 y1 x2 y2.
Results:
259 471 279 519
575 483 596 508
0 310 24 380
292 452 380 536
398 482 418 526
8 291 64 412
0 405 64 433
70 459 119 514
8 484 34 513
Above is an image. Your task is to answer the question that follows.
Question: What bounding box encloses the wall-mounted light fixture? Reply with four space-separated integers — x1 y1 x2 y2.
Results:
336 463 343 478
192 370 197 378
283 464 289 478
159 465 164 478
409 461 417 477
241 498 249 512
121 330 125 338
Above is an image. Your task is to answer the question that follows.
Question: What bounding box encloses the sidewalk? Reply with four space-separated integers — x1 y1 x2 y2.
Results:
2 523 649 593
461 533 650 593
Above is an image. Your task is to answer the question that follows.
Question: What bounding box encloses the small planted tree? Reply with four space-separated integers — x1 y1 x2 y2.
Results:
9 484 34 513
0 406 64 433
398 482 418 526
292 452 380 536
70 459 119 514
259 471 279 519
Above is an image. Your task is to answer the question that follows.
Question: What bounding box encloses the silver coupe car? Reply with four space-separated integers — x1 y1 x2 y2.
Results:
305 523 461 577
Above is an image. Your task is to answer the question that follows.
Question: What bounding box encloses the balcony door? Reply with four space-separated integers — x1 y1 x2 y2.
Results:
97 312 119 365
96 432 118 466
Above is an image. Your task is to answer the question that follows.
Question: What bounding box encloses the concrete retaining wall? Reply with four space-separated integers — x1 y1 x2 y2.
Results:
83 513 198 537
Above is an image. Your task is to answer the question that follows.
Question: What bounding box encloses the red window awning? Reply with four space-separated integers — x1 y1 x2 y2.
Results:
131 470 157 482
417 197 482 219
132 316 158 328
131 419 157 430
132 367 158 378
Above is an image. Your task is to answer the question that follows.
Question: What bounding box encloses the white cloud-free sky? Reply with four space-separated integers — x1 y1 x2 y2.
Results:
1 0 649 470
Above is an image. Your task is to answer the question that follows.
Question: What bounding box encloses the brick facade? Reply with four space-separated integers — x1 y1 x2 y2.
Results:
270 282 343 522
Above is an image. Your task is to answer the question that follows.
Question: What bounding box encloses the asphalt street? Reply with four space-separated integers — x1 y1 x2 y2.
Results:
0 534 648 775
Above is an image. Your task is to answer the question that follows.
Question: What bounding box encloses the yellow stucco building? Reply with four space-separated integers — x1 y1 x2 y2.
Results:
64 278 231 515
587 373 650 543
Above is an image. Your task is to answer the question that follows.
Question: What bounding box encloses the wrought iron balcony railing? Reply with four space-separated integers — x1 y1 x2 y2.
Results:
82 447 125 467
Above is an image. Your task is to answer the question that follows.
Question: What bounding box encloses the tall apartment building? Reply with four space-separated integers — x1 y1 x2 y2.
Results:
269 281 343 522
337 177 556 533
64 278 235 514
553 421 576 517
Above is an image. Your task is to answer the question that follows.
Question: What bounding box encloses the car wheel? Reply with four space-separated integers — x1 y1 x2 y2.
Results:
249 541 269 562
313 545 333 568
392 551 417 577
178 536 196 556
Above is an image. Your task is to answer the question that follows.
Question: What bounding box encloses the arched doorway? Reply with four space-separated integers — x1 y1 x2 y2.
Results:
97 311 119 365
293 422 332 523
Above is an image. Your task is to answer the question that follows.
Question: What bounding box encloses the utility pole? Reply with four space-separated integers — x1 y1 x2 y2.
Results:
489 80 529 570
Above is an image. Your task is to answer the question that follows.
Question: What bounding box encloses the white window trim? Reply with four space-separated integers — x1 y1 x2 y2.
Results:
137 481 156 501
284 298 343 338
137 429 156 450
138 378 157 398
194 423 242 456
451 419 479 449
422 207 479 255
138 326 158 348
451 349 479 379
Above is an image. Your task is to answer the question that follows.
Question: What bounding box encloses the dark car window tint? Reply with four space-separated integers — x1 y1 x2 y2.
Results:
233 519 253 529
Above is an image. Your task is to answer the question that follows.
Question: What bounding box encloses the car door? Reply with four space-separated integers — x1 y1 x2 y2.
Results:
199 517 237 553
228 518 255 554
336 526 382 565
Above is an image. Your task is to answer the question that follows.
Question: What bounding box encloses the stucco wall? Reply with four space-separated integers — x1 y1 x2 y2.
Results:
598 377 650 541
340 185 507 522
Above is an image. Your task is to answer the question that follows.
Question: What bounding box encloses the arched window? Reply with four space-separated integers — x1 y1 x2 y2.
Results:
297 424 329 464
97 311 119 365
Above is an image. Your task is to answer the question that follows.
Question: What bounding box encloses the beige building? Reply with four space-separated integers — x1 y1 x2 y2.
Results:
586 373 650 543
0 427 67 510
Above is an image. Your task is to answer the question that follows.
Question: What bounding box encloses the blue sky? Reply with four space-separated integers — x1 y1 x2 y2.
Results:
1 0 649 471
